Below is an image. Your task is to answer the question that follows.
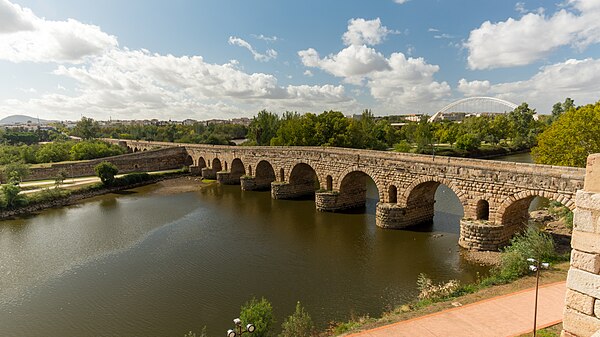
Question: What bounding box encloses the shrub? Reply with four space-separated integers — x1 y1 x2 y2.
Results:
279 302 314 337
393 140 412 153
497 226 555 281
27 188 71 204
416 273 460 301
1 183 28 209
112 172 151 186
95 162 119 185
239 297 275 337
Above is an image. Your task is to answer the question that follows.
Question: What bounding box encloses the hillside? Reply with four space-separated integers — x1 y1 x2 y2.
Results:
0 115 53 125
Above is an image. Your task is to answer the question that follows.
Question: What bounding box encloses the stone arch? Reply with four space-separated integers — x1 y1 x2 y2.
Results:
288 163 320 197
326 175 333 191
252 160 276 190
184 155 194 166
335 166 385 201
336 170 379 210
143 148 147 151
400 177 468 208
476 200 489 220
388 185 398 204
231 158 245 175
212 158 222 172
134 147 139 152
198 157 207 169
496 190 575 226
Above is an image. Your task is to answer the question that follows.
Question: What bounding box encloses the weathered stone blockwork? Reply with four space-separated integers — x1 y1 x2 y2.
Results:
563 154 600 337
107 139 585 251
26 147 188 181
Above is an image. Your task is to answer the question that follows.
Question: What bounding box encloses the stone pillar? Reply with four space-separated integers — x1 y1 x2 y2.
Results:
375 202 434 229
271 181 315 200
458 220 509 251
189 165 201 176
562 154 600 337
315 189 366 212
241 176 272 191
201 167 216 180
217 171 243 185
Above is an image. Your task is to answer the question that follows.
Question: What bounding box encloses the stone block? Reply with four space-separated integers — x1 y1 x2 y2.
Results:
566 289 595 315
567 268 600 299
585 154 600 193
572 250 600 274
596 299 600 319
563 308 600 337
574 208 596 233
560 329 577 337
577 190 600 211
572 231 600 254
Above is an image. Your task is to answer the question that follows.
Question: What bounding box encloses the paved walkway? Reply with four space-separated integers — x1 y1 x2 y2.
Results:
346 281 566 337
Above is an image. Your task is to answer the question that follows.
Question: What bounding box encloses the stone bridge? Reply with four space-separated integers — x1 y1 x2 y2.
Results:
108 139 585 251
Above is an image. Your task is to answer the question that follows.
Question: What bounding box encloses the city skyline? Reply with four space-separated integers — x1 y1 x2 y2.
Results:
1 0 600 121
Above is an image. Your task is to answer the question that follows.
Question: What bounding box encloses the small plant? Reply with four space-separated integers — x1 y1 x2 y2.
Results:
183 327 207 337
416 273 460 301
497 226 556 281
279 302 314 337
54 169 68 188
239 297 275 337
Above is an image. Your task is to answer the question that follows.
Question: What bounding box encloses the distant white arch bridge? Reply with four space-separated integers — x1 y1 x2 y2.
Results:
429 97 518 122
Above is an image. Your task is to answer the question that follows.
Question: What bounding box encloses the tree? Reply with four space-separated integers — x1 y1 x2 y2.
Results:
0 162 30 184
455 133 481 151
95 161 119 185
239 297 275 337
55 169 68 188
532 101 600 167
279 302 314 337
1 183 27 209
72 117 100 139
248 110 280 145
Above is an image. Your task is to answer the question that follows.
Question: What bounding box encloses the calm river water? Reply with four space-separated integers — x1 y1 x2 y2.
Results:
0 151 533 336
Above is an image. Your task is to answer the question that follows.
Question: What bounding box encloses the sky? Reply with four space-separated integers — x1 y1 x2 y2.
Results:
1 0 600 121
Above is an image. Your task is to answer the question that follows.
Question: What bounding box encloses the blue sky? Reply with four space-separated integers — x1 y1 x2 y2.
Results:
1 0 600 121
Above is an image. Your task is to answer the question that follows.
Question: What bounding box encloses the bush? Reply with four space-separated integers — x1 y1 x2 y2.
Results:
239 297 275 337
497 226 556 281
393 140 412 153
95 162 119 185
455 134 481 151
416 273 460 301
112 172 151 186
279 302 314 337
27 188 71 204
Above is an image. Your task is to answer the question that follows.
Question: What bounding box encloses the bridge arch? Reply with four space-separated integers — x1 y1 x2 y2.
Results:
287 162 320 198
429 96 518 122
231 158 245 175
198 157 207 169
212 158 222 172
496 190 575 226
400 177 468 208
184 155 193 167
335 166 384 201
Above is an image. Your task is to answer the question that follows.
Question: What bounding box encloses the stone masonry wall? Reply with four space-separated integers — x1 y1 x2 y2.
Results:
562 154 600 337
26 147 188 181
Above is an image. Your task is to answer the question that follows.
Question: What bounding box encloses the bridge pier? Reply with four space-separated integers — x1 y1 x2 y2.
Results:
189 165 202 176
315 188 366 212
201 167 217 180
217 171 243 185
375 202 435 228
458 220 516 251
271 182 315 200
240 176 272 191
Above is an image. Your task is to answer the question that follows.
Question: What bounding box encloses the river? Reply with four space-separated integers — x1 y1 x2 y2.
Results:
0 151 533 336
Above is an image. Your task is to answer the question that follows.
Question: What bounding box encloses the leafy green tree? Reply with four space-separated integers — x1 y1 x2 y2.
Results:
95 161 119 185
55 169 68 188
35 142 71 163
507 103 539 147
279 302 314 337
532 101 600 167
72 117 101 139
413 117 433 153
239 297 275 337
455 133 481 151
0 162 29 183
69 141 126 160
249 110 280 145
393 140 412 153
1 183 27 209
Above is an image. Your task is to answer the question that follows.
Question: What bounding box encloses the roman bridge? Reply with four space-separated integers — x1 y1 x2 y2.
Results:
108 139 585 251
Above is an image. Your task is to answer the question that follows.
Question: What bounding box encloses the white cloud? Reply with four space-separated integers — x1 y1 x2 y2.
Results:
457 79 491 96
299 18 450 113
474 58 600 112
394 0 410 4
228 36 277 62
466 0 600 69
299 45 391 83
303 70 313 77
428 28 439 32
0 0 117 63
251 34 279 43
1 48 355 120
515 2 527 14
342 18 397 46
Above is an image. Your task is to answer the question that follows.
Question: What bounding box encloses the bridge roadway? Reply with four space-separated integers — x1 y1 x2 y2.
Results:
109 139 585 251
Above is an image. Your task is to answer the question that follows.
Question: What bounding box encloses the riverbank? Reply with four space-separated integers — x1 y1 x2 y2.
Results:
0 172 202 220
328 262 569 336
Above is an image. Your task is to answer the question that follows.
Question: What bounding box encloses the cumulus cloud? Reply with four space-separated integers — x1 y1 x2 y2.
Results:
1 48 355 120
342 18 397 46
251 34 279 43
474 58 600 112
228 36 277 62
303 70 313 77
0 0 117 63
394 0 410 4
299 17 450 112
466 0 600 69
457 79 491 96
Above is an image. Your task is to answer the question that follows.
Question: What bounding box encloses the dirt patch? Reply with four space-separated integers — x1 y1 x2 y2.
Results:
461 250 501 266
150 176 216 195
530 209 572 255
